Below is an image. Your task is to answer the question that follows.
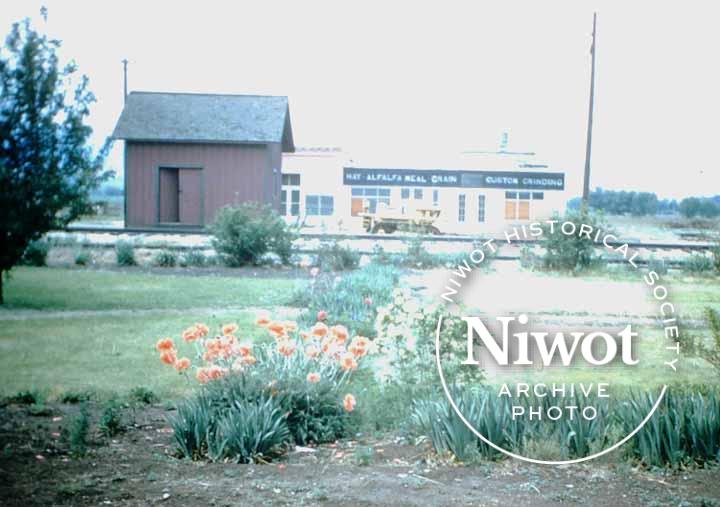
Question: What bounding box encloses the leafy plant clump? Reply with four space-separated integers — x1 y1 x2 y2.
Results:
410 386 720 467
70 404 91 457
316 239 360 271
115 241 137 267
292 264 400 336
74 250 91 266
169 394 290 463
156 318 367 461
179 250 206 267
684 254 715 275
537 208 608 273
99 400 124 437
21 239 50 267
209 203 295 267
153 250 177 268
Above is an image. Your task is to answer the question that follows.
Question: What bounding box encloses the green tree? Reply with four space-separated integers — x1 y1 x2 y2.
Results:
0 16 108 303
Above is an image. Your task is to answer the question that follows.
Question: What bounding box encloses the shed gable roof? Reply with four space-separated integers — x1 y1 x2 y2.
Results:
112 92 294 151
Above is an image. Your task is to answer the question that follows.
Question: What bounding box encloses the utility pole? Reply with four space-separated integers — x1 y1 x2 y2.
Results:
582 13 597 204
122 59 128 103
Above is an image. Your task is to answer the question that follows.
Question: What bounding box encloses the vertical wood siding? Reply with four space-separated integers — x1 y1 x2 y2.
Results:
126 142 275 227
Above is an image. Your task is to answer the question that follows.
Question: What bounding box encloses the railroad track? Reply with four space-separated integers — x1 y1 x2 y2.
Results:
63 224 717 252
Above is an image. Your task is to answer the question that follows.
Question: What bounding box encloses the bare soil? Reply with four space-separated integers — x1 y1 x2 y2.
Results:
1 402 719 506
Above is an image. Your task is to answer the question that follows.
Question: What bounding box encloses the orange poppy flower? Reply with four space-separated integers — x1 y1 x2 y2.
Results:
277 340 296 357
267 321 286 336
339 352 358 372
312 322 329 338
182 328 199 342
331 325 349 344
283 321 298 332
160 349 177 365
305 344 320 359
156 337 174 352
195 323 210 337
317 310 328 321
174 357 191 372
307 372 321 384
242 355 257 366
222 323 238 336
196 368 210 384
343 394 356 412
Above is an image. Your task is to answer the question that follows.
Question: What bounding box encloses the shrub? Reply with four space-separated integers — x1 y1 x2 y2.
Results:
684 253 714 275
316 239 360 271
115 241 137 266
21 239 49 266
646 255 669 276
70 404 90 457
153 250 177 268
60 390 94 404
712 245 720 274
5 390 40 405
209 203 295 267
179 250 206 267
130 386 158 404
74 250 91 266
99 400 124 437
539 208 607 272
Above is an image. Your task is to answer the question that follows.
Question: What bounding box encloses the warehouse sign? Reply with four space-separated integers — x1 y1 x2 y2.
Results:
343 167 462 187
344 167 564 190
461 171 565 190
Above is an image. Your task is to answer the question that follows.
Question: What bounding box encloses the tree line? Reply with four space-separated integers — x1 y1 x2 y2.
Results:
568 189 720 218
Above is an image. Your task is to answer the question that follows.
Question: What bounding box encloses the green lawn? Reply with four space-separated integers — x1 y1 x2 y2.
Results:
0 267 303 399
2 267 297 311
0 311 271 398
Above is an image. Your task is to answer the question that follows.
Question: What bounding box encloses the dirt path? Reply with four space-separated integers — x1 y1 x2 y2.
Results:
1 403 718 506
0 306 301 321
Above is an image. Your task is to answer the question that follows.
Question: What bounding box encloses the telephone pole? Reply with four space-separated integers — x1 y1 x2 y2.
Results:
122 59 128 103
582 13 597 204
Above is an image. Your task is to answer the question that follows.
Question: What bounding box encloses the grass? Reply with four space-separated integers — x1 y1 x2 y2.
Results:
0 267 303 399
2 267 296 311
0 311 273 399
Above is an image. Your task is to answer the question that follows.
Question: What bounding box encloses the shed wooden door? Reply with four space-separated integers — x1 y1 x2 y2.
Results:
158 168 179 223
179 169 203 225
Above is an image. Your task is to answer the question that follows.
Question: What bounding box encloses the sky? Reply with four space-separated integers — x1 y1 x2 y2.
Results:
1 1 718 199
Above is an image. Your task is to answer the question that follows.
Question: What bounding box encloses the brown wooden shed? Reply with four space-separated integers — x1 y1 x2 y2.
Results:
111 92 294 228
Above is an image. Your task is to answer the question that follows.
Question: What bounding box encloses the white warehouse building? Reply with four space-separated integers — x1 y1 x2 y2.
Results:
281 143 567 235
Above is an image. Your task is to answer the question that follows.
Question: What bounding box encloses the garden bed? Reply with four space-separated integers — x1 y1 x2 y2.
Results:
1 401 720 506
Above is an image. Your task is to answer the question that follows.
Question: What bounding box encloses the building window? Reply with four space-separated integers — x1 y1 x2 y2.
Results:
401 188 410 200
505 192 531 220
532 192 544 200
282 174 300 186
290 190 300 216
414 188 423 200
281 189 301 216
433 190 439 207
458 194 466 222
350 187 390 214
477 194 486 223
306 195 334 216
